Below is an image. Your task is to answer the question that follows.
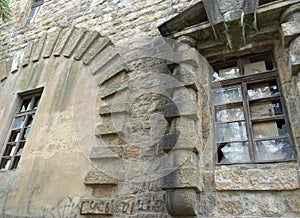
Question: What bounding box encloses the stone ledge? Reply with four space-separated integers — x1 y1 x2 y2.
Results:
95 121 126 136
80 197 114 215
99 103 129 115
98 79 128 99
84 169 118 185
89 146 121 159
215 162 300 191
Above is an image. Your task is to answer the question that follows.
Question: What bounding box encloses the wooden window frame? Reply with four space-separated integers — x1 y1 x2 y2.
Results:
211 52 297 165
0 89 43 171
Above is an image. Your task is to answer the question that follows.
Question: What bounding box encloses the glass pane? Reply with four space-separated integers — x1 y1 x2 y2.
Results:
218 142 251 163
12 116 26 129
33 96 41 110
253 120 287 139
16 142 25 156
248 81 279 100
216 121 247 142
250 100 283 118
255 139 294 161
9 130 21 142
216 106 244 122
0 158 11 170
25 115 35 127
20 99 32 112
214 86 243 105
213 61 239 81
244 54 273 75
3 144 16 156
22 128 31 140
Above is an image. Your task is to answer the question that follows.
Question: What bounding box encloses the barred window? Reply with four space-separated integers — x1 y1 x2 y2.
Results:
0 90 43 170
212 52 296 164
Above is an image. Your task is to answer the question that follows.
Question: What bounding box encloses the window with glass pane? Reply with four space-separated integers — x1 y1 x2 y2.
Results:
0 91 42 171
24 0 44 25
212 53 296 164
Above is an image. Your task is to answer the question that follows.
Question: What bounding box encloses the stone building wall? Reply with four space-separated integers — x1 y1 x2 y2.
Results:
0 0 299 217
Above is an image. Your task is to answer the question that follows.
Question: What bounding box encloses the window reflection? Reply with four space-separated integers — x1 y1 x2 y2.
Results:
216 122 247 143
248 81 279 99
216 106 244 122
218 142 251 163
214 86 243 105
255 139 294 161
12 116 25 129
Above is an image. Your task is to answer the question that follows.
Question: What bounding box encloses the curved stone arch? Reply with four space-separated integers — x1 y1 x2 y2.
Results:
0 25 129 187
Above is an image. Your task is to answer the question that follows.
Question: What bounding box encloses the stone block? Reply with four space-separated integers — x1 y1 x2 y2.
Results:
22 41 34 67
98 79 128 98
84 168 117 185
215 162 300 190
95 121 125 136
80 197 114 215
162 167 200 191
169 117 196 133
172 67 199 91
242 192 282 216
43 27 61 58
166 189 197 216
53 27 75 56
289 36 300 74
63 27 87 58
164 103 179 118
99 103 129 115
31 33 46 62
74 31 99 60
198 192 216 216
280 21 300 47
82 37 111 65
96 63 128 86
164 102 198 120
89 146 120 159
160 132 199 152
217 199 243 216
202 171 215 191
152 192 165 212
124 145 140 158
0 60 8 82
90 45 120 75
282 190 300 214
114 195 136 215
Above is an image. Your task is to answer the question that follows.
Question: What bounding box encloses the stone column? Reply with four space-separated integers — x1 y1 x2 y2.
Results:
161 36 201 217
280 3 300 161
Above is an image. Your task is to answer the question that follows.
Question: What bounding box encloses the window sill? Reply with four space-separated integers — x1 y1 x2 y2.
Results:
214 162 299 191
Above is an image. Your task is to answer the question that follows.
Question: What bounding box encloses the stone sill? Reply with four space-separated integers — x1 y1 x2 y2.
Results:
214 162 299 191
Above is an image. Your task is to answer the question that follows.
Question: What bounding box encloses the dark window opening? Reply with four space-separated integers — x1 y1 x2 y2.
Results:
259 0 278 6
0 90 43 171
24 0 44 25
